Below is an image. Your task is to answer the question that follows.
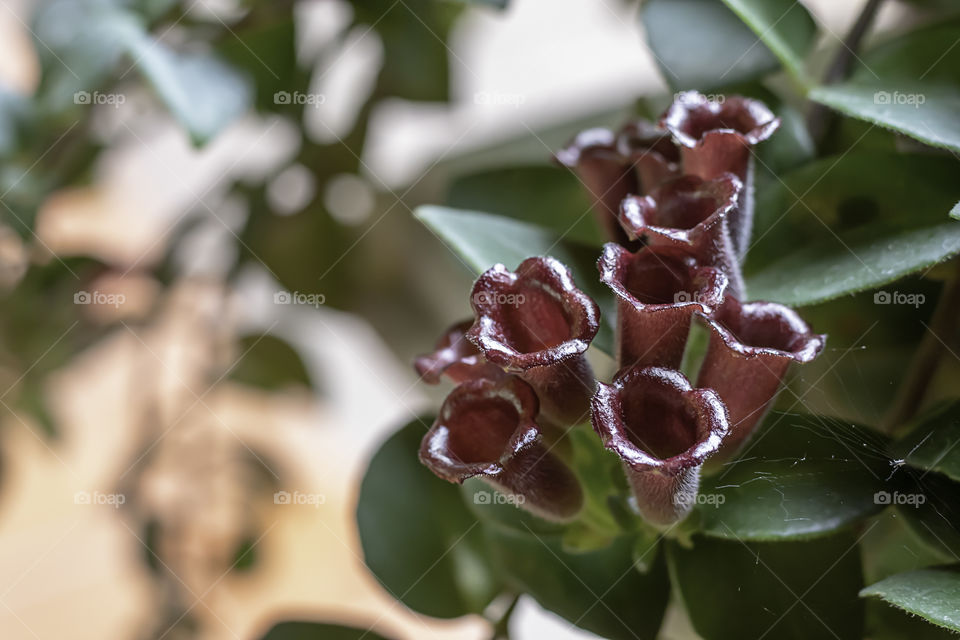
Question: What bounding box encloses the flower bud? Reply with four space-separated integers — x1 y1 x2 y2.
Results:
619 173 744 298
468 257 600 426
420 377 583 521
591 366 729 526
697 298 825 464
414 320 505 384
661 92 780 257
598 243 727 369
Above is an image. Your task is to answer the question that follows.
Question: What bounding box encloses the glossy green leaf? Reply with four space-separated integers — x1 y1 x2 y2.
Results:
809 20 960 153
894 470 960 562
720 0 817 82
356 417 499 618
258 621 391 640
446 166 603 245
641 0 780 90
746 153 960 306
486 528 669 640
414 206 614 355
668 532 865 640
893 401 960 482
861 566 960 633
697 412 889 540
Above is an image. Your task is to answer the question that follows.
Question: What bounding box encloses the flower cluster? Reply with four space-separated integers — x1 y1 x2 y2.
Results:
415 91 825 527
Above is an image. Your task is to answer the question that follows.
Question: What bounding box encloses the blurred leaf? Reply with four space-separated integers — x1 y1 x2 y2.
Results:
809 19 960 153
356 417 499 618
893 401 960 482
486 528 669 640
697 412 889 540
229 334 313 392
446 166 603 245
668 532 865 640
745 153 960 306
122 34 253 144
258 621 391 640
414 206 614 355
461 478 566 536
720 0 817 82
640 0 779 90
860 566 960 633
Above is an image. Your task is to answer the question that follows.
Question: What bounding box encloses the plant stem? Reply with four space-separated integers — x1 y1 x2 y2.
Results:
488 593 520 640
882 260 960 435
807 0 886 147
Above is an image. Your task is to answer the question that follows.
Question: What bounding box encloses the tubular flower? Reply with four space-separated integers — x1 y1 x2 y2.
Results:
414 320 504 384
419 376 584 522
615 119 682 193
467 256 600 426
619 173 745 298
697 297 826 465
555 121 680 243
661 92 780 257
598 243 727 370
591 366 729 526
555 128 636 244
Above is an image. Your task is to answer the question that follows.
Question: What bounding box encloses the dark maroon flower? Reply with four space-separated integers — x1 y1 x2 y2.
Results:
467 256 600 426
697 297 826 465
414 320 505 384
598 243 727 370
615 119 682 193
619 173 744 298
555 128 636 244
591 366 729 526
661 92 780 257
420 376 584 522
555 121 680 243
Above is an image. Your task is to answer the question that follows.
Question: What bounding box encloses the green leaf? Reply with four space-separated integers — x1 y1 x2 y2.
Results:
720 0 817 82
453 0 508 7
640 0 780 91
746 153 960 306
809 20 960 153
446 166 603 246
668 532 865 640
218 13 299 113
486 528 669 640
697 412 889 540
121 34 253 145
894 470 960 562
229 334 313 392
893 401 960 482
861 566 960 633
258 621 391 640
414 206 614 356
356 417 499 618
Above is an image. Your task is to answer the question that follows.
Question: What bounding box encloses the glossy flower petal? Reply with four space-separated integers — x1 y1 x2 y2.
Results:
598 243 727 369
661 92 780 257
591 366 729 526
619 173 744 297
414 320 505 384
467 256 600 425
697 297 826 465
419 377 583 521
